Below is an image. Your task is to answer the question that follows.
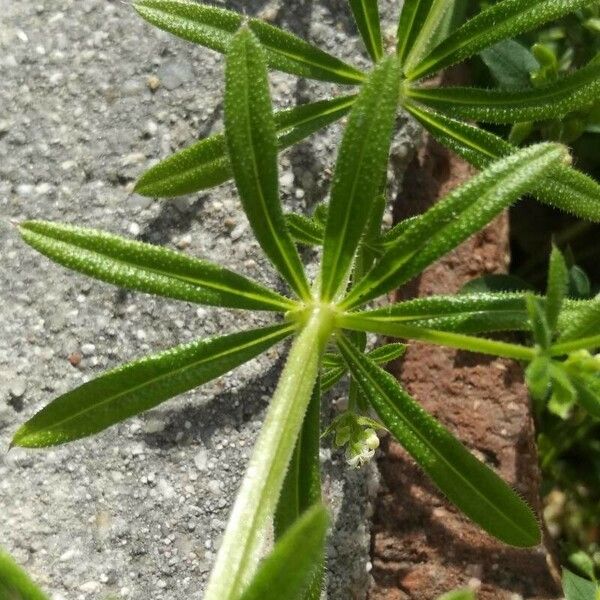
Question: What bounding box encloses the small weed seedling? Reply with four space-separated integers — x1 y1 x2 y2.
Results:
9 0 600 598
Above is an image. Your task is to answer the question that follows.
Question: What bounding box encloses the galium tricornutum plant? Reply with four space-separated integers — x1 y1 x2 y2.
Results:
7 0 600 598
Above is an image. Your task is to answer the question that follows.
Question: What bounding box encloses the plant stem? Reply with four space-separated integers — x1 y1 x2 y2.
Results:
203 309 330 600
340 314 536 361
551 334 600 355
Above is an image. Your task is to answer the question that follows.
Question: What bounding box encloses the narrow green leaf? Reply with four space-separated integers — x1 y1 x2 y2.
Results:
321 366 346 392
557 296 600 343
275 381 322 538
320 56 401 301
336 333 541 547
562 568 598 600
238 505 329 600
571 373 600 418
342 143 567 309
408 58 600 123
134 0 365 84
349 0 383 62
19 221 295 312
527 294 552 349
225 29 310 301
397 0 435 63
0 550 49 600
525 355 551 400
461 274 534 294
546 246 568 333
324 342 407 369
286 213 325 247
348 292 533 334
402 0 453 71
436 590 476 600
135 95 356 198
480 39 538 89
12 323 294 447
407 0 596 80
405 102 600 223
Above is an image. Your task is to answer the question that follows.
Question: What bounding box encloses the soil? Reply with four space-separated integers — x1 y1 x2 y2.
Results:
368 134 562 600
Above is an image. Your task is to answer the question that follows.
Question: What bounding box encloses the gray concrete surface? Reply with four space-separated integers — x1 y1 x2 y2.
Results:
0 1 418 598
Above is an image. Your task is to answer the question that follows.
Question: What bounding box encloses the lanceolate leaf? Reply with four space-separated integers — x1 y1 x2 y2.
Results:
342 143 567 309
402 0 453 71
336 334 540 547
407 0 596 80
320 56 400 301
134 0 364 84
238 505 329 600
349 293 534 334
557 296 600 343
546 246 568 333
408 58 600 123
397 0 436 63
135 94 356 198
349 0 383 62
286 213 325 246
225 29 310 301
0 550 49 600
570 373 600 419
405 102 600 223
12 323 295 448
19 221 294 312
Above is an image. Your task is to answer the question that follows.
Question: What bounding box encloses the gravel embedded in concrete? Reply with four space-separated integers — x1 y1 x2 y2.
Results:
0 1 419 598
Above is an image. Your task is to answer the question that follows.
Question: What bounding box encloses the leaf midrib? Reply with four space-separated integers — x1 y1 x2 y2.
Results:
20 324 294 441
239 42 309 301
27 229 292 310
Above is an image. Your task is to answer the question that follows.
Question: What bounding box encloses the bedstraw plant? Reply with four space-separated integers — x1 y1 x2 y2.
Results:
9 0 600 598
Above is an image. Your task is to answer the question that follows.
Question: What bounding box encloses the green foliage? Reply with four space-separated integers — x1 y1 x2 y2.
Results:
12 0 600 598
562 569 600 600
0 550 49 600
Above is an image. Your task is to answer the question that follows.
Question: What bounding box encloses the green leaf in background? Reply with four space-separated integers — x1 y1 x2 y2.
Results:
545 246 569 333
570 372 600 418
225 28 310 301
286 213 325 247
348 0 383 62
407 58 600 124
480 39 538 89
238 504 329 600
562 568 599 600
407 0 596 80
436 589 477 600
12 323 294 447
525 355 551 400
0 550 49 600
557 297 600 343
336 333 541 547
460 274 535 294
320 56 400 301
19 221 295 312
134 0 364 84
405 102 600 223
135 95 356 198
342 143 567 309
527 294 552 349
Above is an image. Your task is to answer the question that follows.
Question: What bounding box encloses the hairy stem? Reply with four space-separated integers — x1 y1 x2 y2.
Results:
340 314 536 361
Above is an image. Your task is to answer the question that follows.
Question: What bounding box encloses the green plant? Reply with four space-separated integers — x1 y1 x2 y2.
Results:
10 1 600 598
0 549 49 600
